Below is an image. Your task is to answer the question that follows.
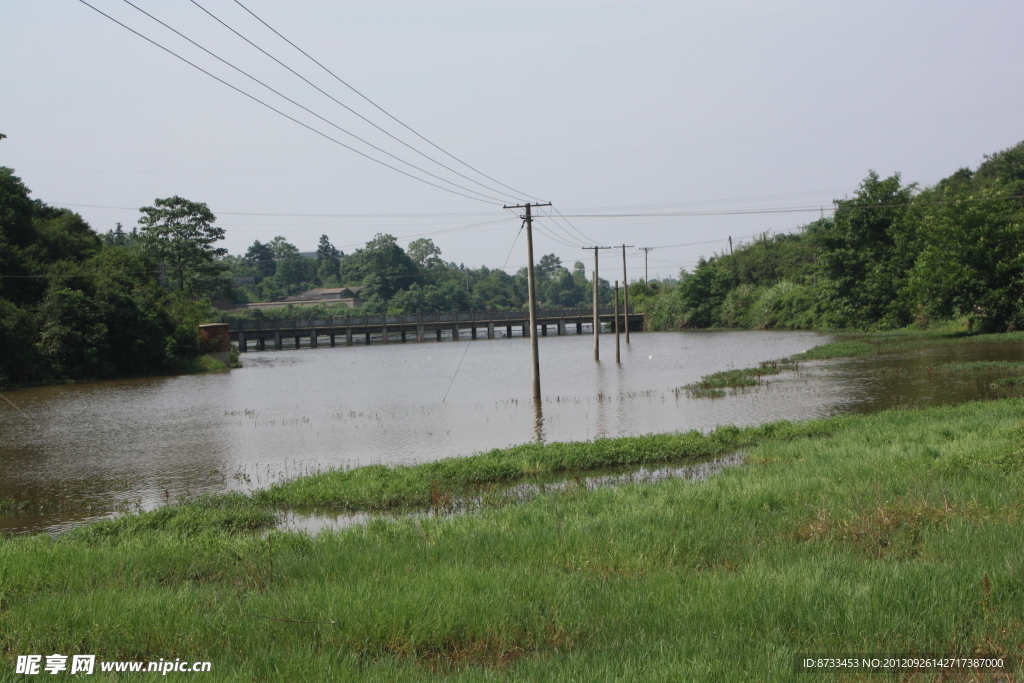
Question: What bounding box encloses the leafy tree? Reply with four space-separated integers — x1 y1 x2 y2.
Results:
138 196 227 295
537 253 562 279
357 233 420 300
315 234 341 285
244 240 276 278
809 172 917 328
407 238 445 271
268 235 299 259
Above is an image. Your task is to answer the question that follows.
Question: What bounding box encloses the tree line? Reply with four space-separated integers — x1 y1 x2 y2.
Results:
221 233 625 318
648 141 1024 333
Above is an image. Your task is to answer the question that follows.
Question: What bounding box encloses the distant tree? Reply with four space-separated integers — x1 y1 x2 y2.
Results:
137 196 226 294
244 240 276 278
101 222 135 247
407 238 445 270
537 253 562 278
315 234 341 285
268 235 299 259
358 233 420 300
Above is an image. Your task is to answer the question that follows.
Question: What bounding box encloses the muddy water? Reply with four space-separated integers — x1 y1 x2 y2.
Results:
2 330 1021 535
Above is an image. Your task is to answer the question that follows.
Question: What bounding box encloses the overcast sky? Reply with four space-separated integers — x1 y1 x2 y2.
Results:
2 1 1022 280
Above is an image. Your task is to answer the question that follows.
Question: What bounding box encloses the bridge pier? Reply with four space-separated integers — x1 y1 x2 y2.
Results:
558 320 566 335
576 321 583 335
382 326 388 344
416 325 424 342
506 324 512 338
330 334 335 347
471 326 477 340
258 337 266 351
436 329 441 342
294 335 300 349
452 324 459 341
401 330 407 343
365 331 371 345
274 331 282 350
541 324 547 336
487 322 494 339
239 333 247 353
346 328 353 346
310 330 318 348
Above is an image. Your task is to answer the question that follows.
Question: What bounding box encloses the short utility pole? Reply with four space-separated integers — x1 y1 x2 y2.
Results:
640 247 653 289
504 201 550 403
583 246 613 360
620 244 633 343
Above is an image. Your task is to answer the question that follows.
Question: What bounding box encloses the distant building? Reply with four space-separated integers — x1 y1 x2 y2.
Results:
240 286 366 310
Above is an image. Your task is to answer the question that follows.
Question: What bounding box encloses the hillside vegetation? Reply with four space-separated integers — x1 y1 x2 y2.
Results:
649 141 1024 333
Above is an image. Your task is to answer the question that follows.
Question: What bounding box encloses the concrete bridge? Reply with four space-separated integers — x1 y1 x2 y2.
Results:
229 307 641 351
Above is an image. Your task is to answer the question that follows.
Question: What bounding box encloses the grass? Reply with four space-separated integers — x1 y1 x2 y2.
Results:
3 399 1024 680
252 417 840 512
682 360 795 397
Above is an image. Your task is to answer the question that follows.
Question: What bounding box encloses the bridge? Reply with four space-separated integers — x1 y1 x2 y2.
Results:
229 307 641 351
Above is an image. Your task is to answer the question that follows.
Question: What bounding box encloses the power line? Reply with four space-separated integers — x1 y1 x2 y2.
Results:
231 0 542 203
115 0 506 204
550 194 1024 219
75 0 497 205
186 0 521 203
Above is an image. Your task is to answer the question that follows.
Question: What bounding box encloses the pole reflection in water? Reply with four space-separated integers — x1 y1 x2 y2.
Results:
533 399 546 444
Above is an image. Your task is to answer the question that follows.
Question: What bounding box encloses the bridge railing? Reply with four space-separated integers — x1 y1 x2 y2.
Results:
230 306 635 331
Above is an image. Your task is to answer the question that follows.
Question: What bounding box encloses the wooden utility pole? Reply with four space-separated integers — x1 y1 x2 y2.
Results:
728 236 733 255
620 244 633 343
614 281 621 363
583 246 613 360
504 201 550 402
640 247 653 288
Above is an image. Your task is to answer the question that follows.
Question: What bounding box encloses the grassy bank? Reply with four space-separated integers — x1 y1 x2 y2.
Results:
3 398 1024 681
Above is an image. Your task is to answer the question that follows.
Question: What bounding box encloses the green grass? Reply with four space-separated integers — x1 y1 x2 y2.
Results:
682 361 795 397
253 417 840 512
3 400 1024 681
938 361 1024 374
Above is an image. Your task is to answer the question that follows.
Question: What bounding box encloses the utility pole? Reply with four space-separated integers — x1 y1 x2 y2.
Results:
728 236 733 255
621 244 633 343
504 201 550 403
634 246 651 286
614 281 621 363
583 246 613 360
639 247 653 289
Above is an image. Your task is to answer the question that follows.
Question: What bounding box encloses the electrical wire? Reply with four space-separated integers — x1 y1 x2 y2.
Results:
76 0 497 205
231 0 542 203
115 0 506 204
187 0 522 203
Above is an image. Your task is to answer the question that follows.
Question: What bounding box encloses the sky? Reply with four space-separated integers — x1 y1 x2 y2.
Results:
2 0 1022 281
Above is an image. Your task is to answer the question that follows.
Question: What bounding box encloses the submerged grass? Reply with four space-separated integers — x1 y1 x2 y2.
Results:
2 400 1024 680
252 417 838 512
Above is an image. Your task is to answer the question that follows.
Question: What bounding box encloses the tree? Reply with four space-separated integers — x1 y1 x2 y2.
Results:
538 253 562 279
809 172 916 328
357 233 420 300
138 196 226 295
407 238 445 271
315 234 341 285
268 235 299 259
244 240 276 278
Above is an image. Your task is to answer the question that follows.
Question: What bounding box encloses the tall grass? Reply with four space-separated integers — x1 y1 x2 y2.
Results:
2 399 1023 680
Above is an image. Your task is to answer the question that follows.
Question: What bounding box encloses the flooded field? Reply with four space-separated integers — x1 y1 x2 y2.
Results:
2 329 1022 535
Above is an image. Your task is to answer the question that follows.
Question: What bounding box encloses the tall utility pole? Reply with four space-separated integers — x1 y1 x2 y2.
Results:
583 246 613 360
504 201 550 402
620 244 633 343
639 247 653 288
614 281 621 363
